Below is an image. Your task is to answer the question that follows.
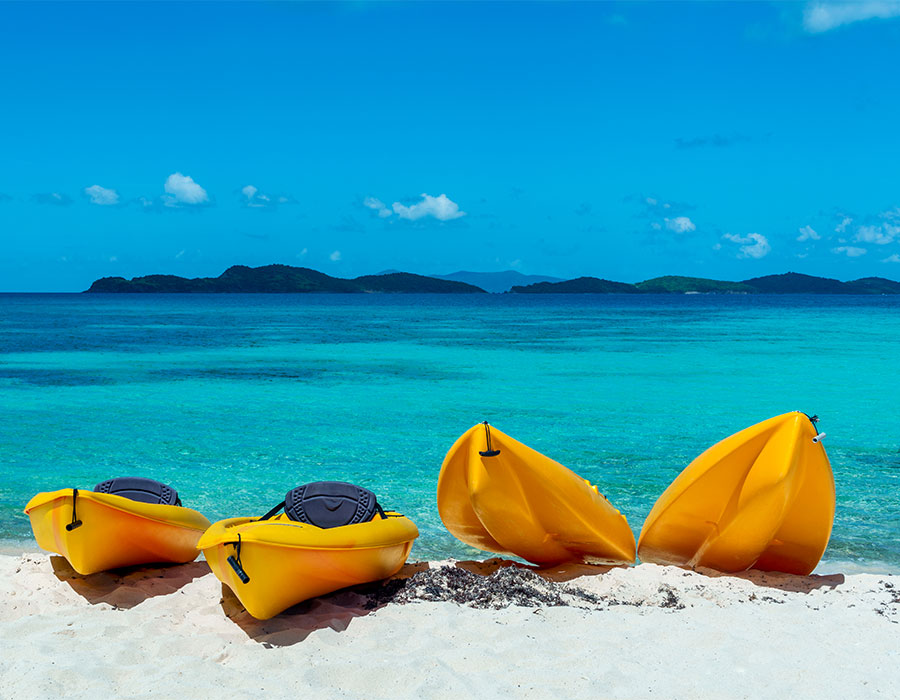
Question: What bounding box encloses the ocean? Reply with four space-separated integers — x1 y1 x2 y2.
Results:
1 293 898 572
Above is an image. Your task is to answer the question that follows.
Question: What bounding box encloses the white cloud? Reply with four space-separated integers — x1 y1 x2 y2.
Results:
856 222 900 245
804 1 900 33
835 216 852 233
832 245 867 257
364 196 392 218
882 253 900 263
175 249 185 259
84 185 119 206
722 232 771 259
650 222 662 230
797 225 821 241
163 172 209 206
392 193 465 221
329 250 341 262
664 216 696 233
241 184 291 209
242 184 269 208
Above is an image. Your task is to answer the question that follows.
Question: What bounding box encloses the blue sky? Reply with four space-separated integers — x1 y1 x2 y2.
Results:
2 1 900 291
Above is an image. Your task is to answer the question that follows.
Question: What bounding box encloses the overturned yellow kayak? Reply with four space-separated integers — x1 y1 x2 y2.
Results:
437 423 636 566
638 412 835 575
25 478 210 575
199 482 418 619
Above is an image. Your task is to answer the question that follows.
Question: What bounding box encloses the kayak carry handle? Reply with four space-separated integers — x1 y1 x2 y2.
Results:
479 421 501 457
226 534 250 584
66 488 83 531
812 432 826 444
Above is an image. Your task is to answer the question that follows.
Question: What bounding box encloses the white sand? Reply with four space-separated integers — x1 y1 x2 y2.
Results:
2 553 898 699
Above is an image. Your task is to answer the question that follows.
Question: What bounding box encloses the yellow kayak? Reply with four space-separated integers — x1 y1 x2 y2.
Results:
198 481 418 619
437 423 636 566
24 478 210 575
638 411 835 575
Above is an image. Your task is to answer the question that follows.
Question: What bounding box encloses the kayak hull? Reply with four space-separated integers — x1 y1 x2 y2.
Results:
24 489 211 575
437 424 636 566
198 513 418 619
637 412 835 575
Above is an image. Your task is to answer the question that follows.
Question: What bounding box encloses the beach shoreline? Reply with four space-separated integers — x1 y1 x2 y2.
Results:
3 552 898 698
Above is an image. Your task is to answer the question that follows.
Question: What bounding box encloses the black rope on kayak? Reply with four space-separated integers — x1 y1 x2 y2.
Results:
803 413 827 444
259 500 286 521
375 501 387 520
66 488 83 531
479 421 501 457
226 534 250 584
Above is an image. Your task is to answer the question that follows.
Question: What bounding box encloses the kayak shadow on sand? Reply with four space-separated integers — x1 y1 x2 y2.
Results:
220 561 430 648
49 555 210 609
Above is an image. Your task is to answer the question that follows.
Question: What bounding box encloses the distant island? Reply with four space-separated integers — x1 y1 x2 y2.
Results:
511 272 900 295
85 267 900 295
86 265 486 294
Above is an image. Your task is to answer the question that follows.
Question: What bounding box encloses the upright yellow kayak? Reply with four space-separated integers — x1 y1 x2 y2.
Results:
24 478 210 575
437 423 636 566
638 412 835 575
199 481 418 619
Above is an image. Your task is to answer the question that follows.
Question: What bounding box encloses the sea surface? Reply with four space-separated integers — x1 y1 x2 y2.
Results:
1 293 898 572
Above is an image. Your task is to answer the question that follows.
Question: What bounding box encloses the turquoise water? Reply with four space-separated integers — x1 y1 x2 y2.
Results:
1 293 898 571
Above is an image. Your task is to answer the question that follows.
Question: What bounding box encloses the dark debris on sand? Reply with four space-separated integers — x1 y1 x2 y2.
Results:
366 565 603 611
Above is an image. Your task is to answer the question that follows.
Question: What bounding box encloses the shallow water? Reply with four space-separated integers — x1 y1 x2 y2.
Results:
1 293 898 570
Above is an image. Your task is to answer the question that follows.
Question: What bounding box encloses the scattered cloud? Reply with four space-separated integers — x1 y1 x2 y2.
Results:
856 224 898 245
855 210 900 245
835 216 852 233
175 250 185 259
240 184 294 209
363 193 465 222
882 254 900 263
665 216 696 233
329 250 342 262
84 185 119 206
832 245 867 257
633 195 696 235
33 192 73 206
803 1 900 33
722 232 771 259
363 196 392 218
109 256 118 262
675 133 754 149
392 193 465 221
797 225 821 241
162 172 209 207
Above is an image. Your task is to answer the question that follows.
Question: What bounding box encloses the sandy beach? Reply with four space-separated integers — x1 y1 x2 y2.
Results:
2 552 897 699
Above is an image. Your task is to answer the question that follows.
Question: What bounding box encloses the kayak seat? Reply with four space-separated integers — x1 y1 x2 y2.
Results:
284 481 380 528
94 477 182 507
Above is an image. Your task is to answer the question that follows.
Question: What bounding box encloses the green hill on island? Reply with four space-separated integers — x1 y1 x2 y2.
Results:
509 277 639 294
86 265 486 294
635 276 756 294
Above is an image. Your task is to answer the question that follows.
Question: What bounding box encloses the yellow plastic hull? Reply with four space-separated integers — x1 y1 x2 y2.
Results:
198 513 419 619
637 412 835 575
437 424 636 566
24 489 211 575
